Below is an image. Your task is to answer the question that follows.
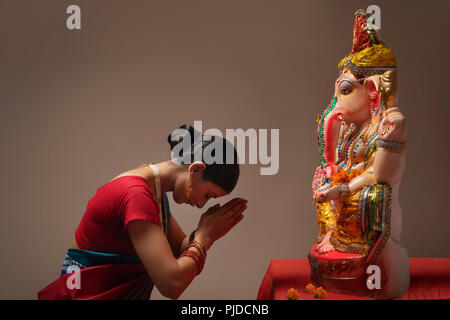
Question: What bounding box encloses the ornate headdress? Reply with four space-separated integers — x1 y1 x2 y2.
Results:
338 9 396 77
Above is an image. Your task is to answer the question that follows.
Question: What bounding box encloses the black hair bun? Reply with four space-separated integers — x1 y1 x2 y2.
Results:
167 124 240 193
167 124 200 151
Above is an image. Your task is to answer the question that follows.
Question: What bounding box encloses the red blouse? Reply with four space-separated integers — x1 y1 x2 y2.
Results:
75 176 161 255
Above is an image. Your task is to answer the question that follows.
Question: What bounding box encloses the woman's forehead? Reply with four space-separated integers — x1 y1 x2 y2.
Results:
204 180 227 196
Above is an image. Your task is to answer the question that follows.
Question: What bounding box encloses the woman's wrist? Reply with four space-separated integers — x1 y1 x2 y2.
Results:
188 229 197 243
180 249 205 275
187 241 207 257
194 231 212 251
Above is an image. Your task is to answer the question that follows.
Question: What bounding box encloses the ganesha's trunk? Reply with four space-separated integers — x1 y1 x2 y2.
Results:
318 97 344 179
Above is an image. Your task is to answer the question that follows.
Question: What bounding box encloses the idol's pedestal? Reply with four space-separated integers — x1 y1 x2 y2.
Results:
308 244 379 298
257 256 450 300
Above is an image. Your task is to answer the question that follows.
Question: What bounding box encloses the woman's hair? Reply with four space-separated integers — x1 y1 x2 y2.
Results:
167 124 240 193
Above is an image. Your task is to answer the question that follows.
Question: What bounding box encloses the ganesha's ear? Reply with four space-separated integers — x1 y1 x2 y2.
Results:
363 78 378 100
378 70 398 110
363 78 381 120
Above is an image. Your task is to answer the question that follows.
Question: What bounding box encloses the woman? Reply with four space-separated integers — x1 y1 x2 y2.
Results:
38 124 247 300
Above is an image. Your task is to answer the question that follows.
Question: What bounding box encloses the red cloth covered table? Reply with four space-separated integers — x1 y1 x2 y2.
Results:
257 258 450 300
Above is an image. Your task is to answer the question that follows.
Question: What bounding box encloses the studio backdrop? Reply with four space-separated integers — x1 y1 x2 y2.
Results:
1 0 449 299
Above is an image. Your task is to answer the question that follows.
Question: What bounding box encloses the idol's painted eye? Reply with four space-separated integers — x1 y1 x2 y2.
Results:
339 80 354 95
205 193 210 200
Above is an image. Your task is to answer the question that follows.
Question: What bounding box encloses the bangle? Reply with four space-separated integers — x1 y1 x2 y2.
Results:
189 229 197 242
187 240 207 257
377 138 406 153
180 249 205 275
337 183 350 199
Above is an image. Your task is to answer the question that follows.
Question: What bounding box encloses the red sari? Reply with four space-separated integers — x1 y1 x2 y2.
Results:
38 175 171 300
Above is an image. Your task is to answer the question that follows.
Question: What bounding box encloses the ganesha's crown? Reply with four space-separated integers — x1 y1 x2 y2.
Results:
338 9 396 77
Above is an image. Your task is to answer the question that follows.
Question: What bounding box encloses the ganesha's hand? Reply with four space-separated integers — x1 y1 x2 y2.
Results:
312 166 325 191
315 185 340 203
378 107 406 141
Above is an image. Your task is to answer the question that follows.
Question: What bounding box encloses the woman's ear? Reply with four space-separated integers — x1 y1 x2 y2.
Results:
188 161 206 175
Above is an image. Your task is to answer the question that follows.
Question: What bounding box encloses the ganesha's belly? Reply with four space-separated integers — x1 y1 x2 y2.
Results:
332 183 399 255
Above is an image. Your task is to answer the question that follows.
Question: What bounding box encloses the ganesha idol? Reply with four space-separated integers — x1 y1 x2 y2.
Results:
308 9 410 299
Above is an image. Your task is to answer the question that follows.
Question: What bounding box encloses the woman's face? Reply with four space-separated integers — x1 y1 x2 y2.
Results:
173 162 228 209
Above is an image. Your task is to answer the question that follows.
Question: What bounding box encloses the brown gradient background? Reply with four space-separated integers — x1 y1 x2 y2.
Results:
1 0 449 299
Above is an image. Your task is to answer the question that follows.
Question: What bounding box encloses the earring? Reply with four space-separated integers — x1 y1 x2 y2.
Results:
370 102 375 115
185 177 193 199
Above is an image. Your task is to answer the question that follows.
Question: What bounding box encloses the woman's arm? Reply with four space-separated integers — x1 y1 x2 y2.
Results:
166 216 188 258
128 198 247 299
167 204 223 257
128 220 201 299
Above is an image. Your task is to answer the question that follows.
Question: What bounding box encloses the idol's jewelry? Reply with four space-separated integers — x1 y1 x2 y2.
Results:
318 97 338 168
339 122 372 172
337 184 350 199
342 74 367 83
351 124 370 160
317 184 331 192
377 138 406 153
377 138 397 149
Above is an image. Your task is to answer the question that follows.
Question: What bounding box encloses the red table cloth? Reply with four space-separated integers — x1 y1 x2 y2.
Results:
257 258 450 300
